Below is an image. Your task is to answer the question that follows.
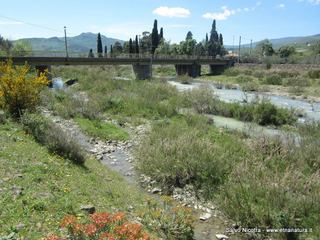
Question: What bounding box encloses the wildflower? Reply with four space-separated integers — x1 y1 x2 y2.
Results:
60 215 77 228
99 232 116 240
91 212 110 228
111 212 125 223
84 223 98 237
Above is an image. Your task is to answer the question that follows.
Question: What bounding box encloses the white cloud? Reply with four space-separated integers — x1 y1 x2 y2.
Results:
277 3 286 8
202 6 236 20
153 6 191 18
202 3 260 21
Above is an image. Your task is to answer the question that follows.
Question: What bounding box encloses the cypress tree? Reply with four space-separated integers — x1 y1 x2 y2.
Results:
135 35 139 54
159 27 164 41
206 33 208 43
104 45 108 57
88 49 94 58
129 38 134 54
110 45 113 57
219 33 223 46
97 33 103 57
151 19 159 54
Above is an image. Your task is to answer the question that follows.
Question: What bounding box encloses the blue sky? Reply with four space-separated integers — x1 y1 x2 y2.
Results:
0 0 319 45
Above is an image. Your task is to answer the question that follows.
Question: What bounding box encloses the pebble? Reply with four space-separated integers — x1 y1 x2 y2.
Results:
199 213 212 221
151 188 161 194
215 234 229 240
80 205 95 214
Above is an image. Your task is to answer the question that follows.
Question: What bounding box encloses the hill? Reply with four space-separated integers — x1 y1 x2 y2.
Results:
15 32 124 53
226 33 320 50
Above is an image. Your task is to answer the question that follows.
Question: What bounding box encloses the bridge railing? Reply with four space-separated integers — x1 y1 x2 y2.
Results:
0 51 236 61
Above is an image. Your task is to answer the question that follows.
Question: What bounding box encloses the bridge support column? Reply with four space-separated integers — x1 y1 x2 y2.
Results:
175 64 201 78
132 64 152 80
35 65 52 86
209 59 235 75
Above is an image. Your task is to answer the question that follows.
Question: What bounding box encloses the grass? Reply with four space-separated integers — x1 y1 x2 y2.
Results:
198 65 320 99
75 117 129 141
135 114 320 240
0 121 193 239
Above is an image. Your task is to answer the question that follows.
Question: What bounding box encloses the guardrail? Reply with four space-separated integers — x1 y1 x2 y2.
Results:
0 51 236 61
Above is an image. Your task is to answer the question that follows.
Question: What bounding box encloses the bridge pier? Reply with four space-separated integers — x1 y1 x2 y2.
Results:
209 59 235 75
175 64 201 78
132 64 152 80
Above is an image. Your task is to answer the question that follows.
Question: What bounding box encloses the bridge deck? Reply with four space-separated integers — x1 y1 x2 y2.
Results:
0 56 231 66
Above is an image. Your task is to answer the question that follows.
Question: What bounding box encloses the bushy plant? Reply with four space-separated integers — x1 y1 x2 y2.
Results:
22 113 86 164
308 69 320 79
263 74 282 85
236 74 255 83
0 60 48 117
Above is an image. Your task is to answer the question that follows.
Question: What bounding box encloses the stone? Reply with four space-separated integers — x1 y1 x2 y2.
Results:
80 205 95 214
16 223 25 230
65 78 78 86
215 234 229 240
12 186 23 196
199 213 212 221
151 188 161 194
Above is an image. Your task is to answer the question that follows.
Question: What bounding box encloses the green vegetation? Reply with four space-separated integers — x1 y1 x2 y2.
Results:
75 117 129 141
136 114 320 240
22 113 86 165
0 121 194 239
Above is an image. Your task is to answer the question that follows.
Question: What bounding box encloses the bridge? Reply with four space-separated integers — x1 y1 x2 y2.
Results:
0 54 235 80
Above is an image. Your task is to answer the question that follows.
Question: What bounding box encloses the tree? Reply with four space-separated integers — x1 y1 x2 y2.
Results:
155 39 171 55
113 41 123 55
151 19 159 54
129 38 134 54
186 31 193 41
205 33 208 44
110 45 113 56
312 41 320 55
208 20 220 57
97 33 103 57
135 35 139 54
159 27 164 42
140 31 152 54
256 40 274 56
12 40 32 56
0 35 13 56
104 45 108 57
194 42 206 56
88 49 94 58
278 45 295 58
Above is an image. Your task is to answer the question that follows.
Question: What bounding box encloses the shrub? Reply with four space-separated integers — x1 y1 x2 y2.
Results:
185 85 216 114
282 77 311 87
22 113 86 164
223 68 241 76
308 69 320 79
253 100 296 126
263 74 282 85
177 74 192 84
235 74 255 83
0 60 48 117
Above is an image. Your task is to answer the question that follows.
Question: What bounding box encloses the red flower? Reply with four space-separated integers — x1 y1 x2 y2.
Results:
99 232 116 240
111 212 125 223
91 212 111 228
84 223 98 237
60 215 77 228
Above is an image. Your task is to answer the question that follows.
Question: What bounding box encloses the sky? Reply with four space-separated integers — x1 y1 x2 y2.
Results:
0 0 319 45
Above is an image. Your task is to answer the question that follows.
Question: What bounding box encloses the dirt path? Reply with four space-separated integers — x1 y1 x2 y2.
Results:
41 109 239 240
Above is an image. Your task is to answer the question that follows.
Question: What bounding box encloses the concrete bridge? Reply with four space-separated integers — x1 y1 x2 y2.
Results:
0 55 235 80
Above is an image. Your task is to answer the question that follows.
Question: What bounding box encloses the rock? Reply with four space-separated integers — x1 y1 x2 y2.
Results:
199 213 212 221
12 186 23 197
65 78 78 86
80 205 95 214
215 234 229 240
151 188 161 194
16 223 25 230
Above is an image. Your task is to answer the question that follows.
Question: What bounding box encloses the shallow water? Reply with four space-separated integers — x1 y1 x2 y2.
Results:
168 80 320 122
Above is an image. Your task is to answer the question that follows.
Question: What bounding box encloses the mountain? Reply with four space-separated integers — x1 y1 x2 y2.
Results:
226 34 320 50
15 33 124 53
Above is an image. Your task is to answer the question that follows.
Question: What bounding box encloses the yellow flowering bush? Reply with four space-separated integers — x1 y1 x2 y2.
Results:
0 59 48 117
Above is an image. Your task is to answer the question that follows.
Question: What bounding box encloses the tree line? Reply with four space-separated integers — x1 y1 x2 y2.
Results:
90 19 227 58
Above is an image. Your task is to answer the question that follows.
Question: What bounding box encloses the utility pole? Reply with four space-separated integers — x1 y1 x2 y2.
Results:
238 36 241 63
250 39 253 55
232 35 235 55
64 26 69 58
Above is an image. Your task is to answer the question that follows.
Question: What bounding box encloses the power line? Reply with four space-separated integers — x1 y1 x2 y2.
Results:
0 14 63 34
